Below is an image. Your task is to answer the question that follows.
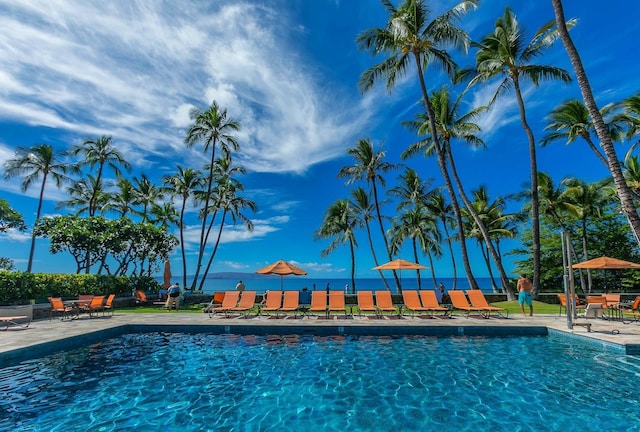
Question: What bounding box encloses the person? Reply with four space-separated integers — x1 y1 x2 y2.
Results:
166 282 181 311
345 283 349 294
326 282 330 294
235 280 246 292
438 283 445 303
300 287 311 305
517 274 533 317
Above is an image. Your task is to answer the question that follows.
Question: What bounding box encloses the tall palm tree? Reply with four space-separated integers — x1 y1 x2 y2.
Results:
338 138 400 289
349 186 391 290
133 173 163 223
4 144 70 272
357 0 480 290
541 99 621 168
622 154 640 201
425 189 458 289
468 7 572 296
163 166 204 288
104 178 138 217
185 100 240 289
70 135 131 217
149 202 179 229
550 0 640 248
315 199 360 291
59 174 109 216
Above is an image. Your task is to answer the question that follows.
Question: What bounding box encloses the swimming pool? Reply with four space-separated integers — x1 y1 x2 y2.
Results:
1 332 639 431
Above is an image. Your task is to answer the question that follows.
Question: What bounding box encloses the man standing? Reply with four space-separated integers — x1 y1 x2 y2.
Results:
517 274 533 317
235 280 246 292
166 282 181 311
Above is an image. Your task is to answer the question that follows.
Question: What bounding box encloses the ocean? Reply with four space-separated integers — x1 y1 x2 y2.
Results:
168 276 502 294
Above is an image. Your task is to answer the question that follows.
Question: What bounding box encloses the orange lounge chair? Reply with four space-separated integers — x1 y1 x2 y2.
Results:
329 291 348 319
259 291 283 316
103 294 116 316
356 291 377 317
374 290 398 317
309 291 327 318
619 295 640 321
401 290 430 317
229 291 257 318
448 290 487 318
466 290 509 318
278 291 300 318
210 291 240 318
419 290 451 317
83 295 105 317
557 293 585 316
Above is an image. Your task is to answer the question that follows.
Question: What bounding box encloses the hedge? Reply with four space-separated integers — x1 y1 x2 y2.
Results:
0 271 160 305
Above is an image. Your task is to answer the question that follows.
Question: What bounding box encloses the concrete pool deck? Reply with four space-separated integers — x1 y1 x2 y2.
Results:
1 311 640 365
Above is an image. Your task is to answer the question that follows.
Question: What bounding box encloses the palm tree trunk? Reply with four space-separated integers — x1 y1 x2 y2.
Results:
441 217 458 290
552 0 640 248
411 238 423 290
445 139 514 299
28 174 48 273
198 210 227 291
349 239 356 292
413 55 479 291
365 220 390 290
179 197 188 288
513 76 541 298
371 180 401 290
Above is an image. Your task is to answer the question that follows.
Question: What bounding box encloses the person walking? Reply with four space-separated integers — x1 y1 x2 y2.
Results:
166 282 181 311
517 274 533 317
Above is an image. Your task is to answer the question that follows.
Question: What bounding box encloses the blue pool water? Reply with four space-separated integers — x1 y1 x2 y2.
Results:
1 333 639 431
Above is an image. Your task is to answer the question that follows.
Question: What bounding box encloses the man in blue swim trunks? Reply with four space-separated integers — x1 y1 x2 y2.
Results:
517 274 533 317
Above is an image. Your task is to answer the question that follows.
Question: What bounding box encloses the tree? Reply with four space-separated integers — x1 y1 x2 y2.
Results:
315 199 360 291
338 138 400 290
132 173 164 223
163 166 204 288
0 198 26 233
425 189 459 289
104 178 138 217
185 100 240 290
4 144 70 272
550 0 640 249
357 0 481 290
467 7 572 296
70 135 131 218
59 174 108 216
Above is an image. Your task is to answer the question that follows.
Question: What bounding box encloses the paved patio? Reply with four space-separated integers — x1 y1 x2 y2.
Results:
1 311 639 365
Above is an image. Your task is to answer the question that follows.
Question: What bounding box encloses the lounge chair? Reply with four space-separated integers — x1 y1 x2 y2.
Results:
0 305 32 330
374 290 398 317
619 295 640 321
203 292 226 313
448 290 487 318
209 291 240 318
259 291 282 316
419 290 450 318
356 291 378 317
557 293 585 316
230 291 257 318
466 290 509 318
278 291 300 318
82 295 105 317
401 290 430 317
102 294 116 316
48 297 74 321
309 291 327 318
328 291 348 318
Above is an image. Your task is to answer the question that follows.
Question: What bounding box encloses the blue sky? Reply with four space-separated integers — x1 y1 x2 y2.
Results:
1 0 639 280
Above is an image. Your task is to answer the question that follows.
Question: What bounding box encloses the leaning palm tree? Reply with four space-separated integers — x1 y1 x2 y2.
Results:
550 0 640 248
425 189 459 289
163 166 204 288
467 7 572 295
541 99 622 168
70 135 131 218
4 144 70 272
185 100 240 290
315 199 360 291
349 186 391 290
357 0 481 290
338 138 400 290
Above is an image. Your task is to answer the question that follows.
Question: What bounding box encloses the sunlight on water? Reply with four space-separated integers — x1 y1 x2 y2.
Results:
0 333 639 431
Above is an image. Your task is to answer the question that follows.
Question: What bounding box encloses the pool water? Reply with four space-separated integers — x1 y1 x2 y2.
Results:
1 332 639 431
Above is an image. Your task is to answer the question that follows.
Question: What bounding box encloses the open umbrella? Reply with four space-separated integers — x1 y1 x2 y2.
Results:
373 259 428 289
255 259 308 290
572 256 640 269
162 259 172 289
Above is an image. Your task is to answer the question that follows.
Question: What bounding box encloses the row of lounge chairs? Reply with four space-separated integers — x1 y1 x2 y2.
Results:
207 289 508 319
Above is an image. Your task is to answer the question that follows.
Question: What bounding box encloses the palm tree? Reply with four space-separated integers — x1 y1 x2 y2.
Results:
133 173 164 223
550 0 640 248
357 0 480 290
59 174 109 216
185 100 240 289
467 7 572 296
425 189 459 289
4 144 70 272
315 199 360 291
541 99 621 168
163 166 204 288
349 186 390 290
622 154 640 200
338 138 400 290
104 178 138 217
70 135 131 217
149 202 179 229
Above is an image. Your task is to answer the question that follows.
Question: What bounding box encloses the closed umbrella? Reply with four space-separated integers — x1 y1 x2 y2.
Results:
255 259 308 290
162 259 172 289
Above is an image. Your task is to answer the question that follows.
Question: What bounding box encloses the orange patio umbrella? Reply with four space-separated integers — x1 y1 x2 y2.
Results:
572 256 640 269
255 259 308 290
373 258 428 271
